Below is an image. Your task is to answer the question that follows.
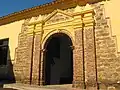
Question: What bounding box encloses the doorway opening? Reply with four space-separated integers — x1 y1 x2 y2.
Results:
43 33 73 85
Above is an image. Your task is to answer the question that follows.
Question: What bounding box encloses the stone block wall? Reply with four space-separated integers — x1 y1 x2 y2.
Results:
93 3 120 89
13 21 34 84
13 18 43 85
73 2 120 89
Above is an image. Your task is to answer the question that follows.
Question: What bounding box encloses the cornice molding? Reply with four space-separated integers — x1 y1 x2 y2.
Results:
0 0 101 25
27 8 94 26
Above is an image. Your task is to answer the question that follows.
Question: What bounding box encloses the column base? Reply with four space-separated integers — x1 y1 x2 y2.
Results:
72 80 85 89
30 79 39 85
39 80 45 86
85 82 98 90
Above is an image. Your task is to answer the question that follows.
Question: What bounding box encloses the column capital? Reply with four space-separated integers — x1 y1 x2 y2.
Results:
34 23 44 34
26 24 35 36
83 12 95 27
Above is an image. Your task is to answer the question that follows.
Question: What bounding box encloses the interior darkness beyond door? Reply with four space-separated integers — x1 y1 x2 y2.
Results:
44 34 73 85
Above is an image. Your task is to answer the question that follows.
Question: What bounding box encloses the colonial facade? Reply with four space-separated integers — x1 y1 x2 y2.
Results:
0 0 120 90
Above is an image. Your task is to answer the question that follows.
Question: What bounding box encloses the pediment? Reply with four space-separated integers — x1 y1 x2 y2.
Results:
44 9 73 24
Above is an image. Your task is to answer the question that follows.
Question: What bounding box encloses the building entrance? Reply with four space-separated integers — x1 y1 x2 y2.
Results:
44 33 73 85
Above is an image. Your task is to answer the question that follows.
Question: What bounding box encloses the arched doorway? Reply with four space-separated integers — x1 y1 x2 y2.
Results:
43 33 73 85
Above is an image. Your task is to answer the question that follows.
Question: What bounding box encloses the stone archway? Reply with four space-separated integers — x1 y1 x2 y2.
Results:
43 33 73 85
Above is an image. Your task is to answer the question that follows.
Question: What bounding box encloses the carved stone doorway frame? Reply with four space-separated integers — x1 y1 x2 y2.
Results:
14 5 98 89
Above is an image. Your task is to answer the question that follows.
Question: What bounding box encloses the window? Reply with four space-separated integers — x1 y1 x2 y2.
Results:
0 38 9 65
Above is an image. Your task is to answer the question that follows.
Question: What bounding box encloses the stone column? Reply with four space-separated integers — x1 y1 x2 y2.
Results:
73 28 85 89
83 13 98 89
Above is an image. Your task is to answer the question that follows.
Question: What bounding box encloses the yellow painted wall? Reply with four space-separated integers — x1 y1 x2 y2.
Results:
0 0 119 62
0 20 24 60
104 0 120 52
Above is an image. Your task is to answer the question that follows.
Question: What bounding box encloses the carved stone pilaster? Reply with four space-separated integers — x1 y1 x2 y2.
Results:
29 22 43 84
73 29 85 89
84 27 97 89
35 23 43 33
27 25 34 35
25 34 34 84
31 33 41 84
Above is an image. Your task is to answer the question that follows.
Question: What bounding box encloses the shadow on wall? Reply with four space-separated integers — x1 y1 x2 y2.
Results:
0 47 15 86
7 48 15 83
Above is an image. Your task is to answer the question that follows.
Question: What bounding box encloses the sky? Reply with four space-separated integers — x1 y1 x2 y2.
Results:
0 0 53 17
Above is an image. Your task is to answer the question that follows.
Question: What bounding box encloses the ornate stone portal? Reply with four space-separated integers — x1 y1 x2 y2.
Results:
14 4 97 89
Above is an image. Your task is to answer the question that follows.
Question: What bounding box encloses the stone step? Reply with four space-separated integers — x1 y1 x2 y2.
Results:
3 83 82 90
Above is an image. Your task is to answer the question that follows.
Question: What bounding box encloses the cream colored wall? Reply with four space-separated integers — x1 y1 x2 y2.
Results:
104 0 120 52
0 20 24 60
